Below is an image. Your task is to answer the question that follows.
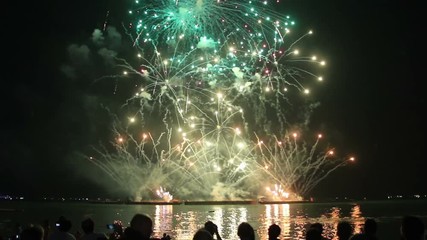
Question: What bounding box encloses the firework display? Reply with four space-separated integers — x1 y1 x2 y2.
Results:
88 0 354 201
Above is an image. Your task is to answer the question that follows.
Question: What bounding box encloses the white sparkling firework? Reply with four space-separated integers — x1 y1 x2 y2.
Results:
86 0 352 201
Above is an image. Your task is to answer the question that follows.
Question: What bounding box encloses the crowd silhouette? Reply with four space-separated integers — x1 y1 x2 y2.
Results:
350 218 378 240
1 214 425 240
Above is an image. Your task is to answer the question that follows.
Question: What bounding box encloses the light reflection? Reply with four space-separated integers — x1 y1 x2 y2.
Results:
350 204 365 234
326 207 341 240
207 207 224 238
175 211 198 240
145 203 369 240
213 207 249 240
153 205 173 238
320 204 366 240
293 213 306 240
260 204 291 239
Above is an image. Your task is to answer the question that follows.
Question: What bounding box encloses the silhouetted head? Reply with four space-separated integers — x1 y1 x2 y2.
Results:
310 223 324 234
204 221 216 235
337 221 353 240
268 224 281 239
81 218 95 234
363 218 377 236
130 213 153 239
20 225 44 240
306 228 322 240
56 216 72 232
193 228 213 240
237 222 255 240
400 216 425 240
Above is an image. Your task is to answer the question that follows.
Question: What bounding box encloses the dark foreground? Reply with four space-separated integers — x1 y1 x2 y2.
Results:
1 199 426 240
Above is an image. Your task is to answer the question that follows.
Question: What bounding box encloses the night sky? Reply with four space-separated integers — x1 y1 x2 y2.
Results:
2 0 425 199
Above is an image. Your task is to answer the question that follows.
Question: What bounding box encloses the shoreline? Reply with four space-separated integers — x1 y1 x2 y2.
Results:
2 197 425 206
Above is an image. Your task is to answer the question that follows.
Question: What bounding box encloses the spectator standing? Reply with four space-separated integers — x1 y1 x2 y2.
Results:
204 221 222 240
80 218 107 240
237 222 255 240
48 216 76 240
400 216 425 240
268 224 281 240
336 221 353 240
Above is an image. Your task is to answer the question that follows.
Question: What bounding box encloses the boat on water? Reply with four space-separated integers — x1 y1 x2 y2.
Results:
127 200 183 205
88 199 124 204
183 200 258 205
258 200 309 204
89 198 310 205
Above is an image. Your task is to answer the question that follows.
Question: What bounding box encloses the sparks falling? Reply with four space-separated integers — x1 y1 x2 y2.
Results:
87 0 353 201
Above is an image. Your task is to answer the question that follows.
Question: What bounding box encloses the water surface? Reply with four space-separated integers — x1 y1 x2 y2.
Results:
1 200 426 239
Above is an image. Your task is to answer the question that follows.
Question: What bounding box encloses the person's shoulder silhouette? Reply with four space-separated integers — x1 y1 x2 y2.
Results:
400 215 425 240
237 222 255 240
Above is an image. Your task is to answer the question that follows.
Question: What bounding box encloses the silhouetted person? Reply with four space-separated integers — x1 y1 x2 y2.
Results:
121 213 153 240
306 228 322 240
336 221 353 240
20 225 44 240
237 222 255 240
161 233 171 240
49 216 76 240
204 221 222 240
400 216 425 240
41 219 51 240
268 223 281 240
193 228 213 240
310 223 329 240
12 223 23 239
350 218 378 240
80 218 108 240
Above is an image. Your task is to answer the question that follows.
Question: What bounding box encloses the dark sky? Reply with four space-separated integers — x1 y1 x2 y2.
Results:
2 0 425 199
